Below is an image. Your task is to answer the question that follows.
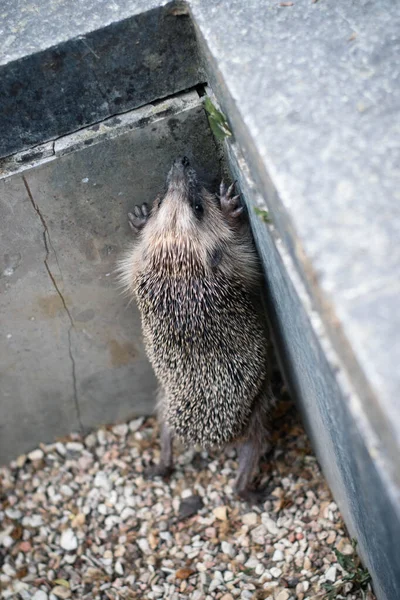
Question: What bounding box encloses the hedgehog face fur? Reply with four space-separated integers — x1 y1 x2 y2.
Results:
119 157 270 453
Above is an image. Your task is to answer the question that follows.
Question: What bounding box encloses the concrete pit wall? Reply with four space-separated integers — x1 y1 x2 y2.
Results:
0 91 221 462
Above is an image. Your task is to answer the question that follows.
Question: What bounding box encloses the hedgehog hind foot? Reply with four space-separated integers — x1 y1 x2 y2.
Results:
144 463 174 479
237 484 269 505
145 420 174 480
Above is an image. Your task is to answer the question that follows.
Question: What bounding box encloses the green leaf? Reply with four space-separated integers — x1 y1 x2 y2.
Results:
334 548 355 572
254 207 272 223
204 97 232 141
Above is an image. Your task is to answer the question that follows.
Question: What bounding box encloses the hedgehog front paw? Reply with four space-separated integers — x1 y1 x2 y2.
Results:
128 203 149 233
219 181 243 221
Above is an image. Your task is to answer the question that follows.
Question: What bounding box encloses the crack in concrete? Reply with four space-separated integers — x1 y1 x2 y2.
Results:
22 176 83 433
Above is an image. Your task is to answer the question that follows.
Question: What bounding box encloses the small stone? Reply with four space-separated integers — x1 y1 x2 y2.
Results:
115 561 124 575
5 508 22 520
66 442 84 452
213 505 228 521
250 525 266 544
176 568 195 580
276 591 290 600
129 417 144 432
112 423 128 436
272 550 284 562
327 531 337 545
28 449 44 461
137 538 151 554
32 592 48 600
178 495 204 520
52 586 71 599
71 513 85 528
55 443 66 456
270 567 282 578
19 541 32 552
242 512 258 526
224 570 234 582
263 517 279 535
22 514 43 528
221 594 234 600
60 529 78 551
84 433 97 447
325 566 337 582
221 541 234 557
16 454 27 468
94 471 111 491
1 535 14 548
60 485 74 497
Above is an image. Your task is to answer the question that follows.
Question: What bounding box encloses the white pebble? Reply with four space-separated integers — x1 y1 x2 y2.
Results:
28 449 44 461
3 563 16 577
129 417 144 432
60 529 78 551
66 441 84 452
276 591 290 600
224 570 234 582
270 567 282 578
55 443 66 456
112 423 128 436
244 557 258 569
272 549 284 562
22 515 43 528
242 512 258 526
120 507 135 520
250 524 266 544
32 592 48 600
221 541 235 557
60 485 74 497
5 508 22 520
115 561 124 575
262 516 279 535
325 565 337 582
84 433 97 447
94 471 111 491
137 538 151 554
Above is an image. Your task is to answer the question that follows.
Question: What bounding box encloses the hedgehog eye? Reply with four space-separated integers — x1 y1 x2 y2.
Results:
194 202 204 218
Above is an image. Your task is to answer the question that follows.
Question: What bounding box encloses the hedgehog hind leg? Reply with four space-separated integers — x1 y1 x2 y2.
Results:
145 421 174 479
234 389 273 504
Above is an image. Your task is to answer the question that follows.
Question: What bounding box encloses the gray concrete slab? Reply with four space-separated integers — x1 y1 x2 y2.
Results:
0 91 221 461
0 176 81 460
0 1 204 157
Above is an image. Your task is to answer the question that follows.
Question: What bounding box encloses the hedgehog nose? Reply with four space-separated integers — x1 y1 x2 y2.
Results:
173 156 190 169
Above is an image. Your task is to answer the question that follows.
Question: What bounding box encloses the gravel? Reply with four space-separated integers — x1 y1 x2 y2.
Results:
0 402 375 600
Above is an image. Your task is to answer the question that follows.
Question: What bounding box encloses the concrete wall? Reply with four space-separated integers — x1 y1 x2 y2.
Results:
0 91 221 462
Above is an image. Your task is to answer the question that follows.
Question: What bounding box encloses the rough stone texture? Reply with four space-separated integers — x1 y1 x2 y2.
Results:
0 1 204 157
0 91 221 462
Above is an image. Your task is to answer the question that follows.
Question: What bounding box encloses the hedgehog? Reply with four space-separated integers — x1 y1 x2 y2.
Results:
118 156 274 501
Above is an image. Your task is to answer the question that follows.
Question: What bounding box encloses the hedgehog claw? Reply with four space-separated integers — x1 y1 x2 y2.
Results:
219 180 243 221
128 203 149 233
